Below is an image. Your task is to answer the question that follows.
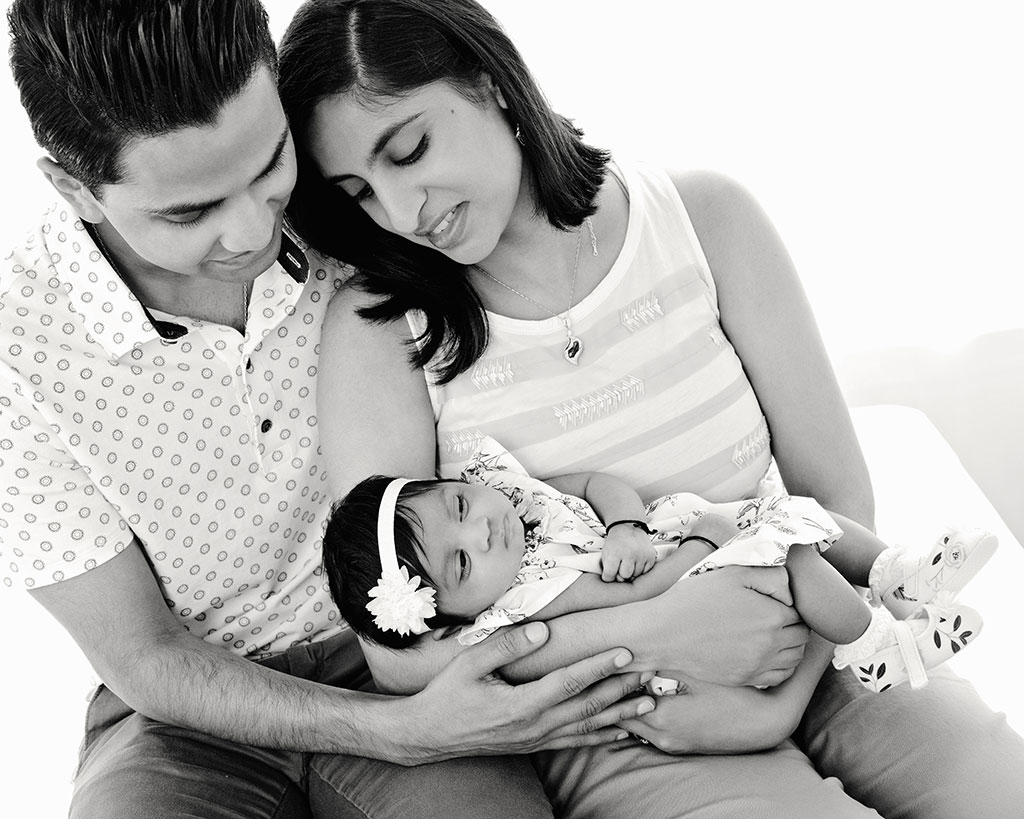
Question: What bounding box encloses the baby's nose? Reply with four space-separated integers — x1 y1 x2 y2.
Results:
457 518 490 552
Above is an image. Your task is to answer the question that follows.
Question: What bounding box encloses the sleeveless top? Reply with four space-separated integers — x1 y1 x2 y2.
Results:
409 163 772 504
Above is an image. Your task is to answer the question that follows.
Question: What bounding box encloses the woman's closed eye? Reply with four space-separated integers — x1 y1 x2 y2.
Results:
394 134 429 167
346 135 429 203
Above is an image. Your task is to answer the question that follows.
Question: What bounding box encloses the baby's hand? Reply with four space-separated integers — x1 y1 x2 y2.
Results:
601 525 658 582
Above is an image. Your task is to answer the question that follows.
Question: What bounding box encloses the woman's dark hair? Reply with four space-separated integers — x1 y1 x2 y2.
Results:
7 0 277 194
322 475 467 649
278 0 609 383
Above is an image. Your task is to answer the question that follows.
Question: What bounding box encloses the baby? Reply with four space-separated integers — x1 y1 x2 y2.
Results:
324 437 996 692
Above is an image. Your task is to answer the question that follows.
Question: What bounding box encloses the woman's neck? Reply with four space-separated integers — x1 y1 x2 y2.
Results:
468 174 629 319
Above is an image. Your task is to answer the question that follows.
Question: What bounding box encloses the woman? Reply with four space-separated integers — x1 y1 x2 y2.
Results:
278 1 1024 816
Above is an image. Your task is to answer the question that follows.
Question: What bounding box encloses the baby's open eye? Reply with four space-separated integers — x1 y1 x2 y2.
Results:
457 494 466 521
458 550 469 580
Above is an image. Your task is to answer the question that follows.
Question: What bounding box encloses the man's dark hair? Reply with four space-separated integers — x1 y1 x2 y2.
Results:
7 0 278 193
278 0 610 384
322 475 467 649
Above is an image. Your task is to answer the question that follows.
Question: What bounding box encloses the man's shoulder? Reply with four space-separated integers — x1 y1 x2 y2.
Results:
2 203 79 296
286 232 355 295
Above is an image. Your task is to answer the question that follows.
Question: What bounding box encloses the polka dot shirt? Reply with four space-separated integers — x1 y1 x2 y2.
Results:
1 205 350 658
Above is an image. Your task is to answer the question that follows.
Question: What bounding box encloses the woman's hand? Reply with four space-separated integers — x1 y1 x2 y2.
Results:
635 566 809 687
617 676 796 755
617 632 835 755
393 621 657 764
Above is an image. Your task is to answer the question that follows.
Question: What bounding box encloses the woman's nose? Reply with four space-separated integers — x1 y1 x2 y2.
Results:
373 176 423 236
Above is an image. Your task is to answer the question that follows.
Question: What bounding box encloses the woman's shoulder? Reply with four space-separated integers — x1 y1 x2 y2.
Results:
664 169 780 286
666 169 764 230
321 282 418 363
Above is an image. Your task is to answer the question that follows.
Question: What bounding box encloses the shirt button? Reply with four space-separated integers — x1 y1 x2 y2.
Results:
246 358 254 373
261 419 273 433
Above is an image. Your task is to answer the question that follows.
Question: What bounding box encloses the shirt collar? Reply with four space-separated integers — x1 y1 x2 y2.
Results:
44 207 310 359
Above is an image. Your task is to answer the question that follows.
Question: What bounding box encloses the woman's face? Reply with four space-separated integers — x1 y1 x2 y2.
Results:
306 80 525 266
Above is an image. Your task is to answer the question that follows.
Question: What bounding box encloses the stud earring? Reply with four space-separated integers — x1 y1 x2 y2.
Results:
514 124 525 145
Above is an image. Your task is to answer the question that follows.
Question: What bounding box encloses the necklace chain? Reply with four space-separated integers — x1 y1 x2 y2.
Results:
473 217 598 365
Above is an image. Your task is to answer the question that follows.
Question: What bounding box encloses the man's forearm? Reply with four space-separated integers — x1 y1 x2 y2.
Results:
118 631 408 759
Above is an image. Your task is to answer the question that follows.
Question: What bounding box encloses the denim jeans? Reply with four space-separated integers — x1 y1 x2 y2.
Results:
70 631 552 819
534 665 1024 819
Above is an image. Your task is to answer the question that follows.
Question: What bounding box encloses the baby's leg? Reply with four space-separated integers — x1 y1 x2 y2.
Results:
814 512 885 586
788 541 984 692
786 543 872 645
824 513 998 618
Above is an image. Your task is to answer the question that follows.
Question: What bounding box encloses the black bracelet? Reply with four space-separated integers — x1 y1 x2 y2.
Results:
679 535 719 550
605 519 656 536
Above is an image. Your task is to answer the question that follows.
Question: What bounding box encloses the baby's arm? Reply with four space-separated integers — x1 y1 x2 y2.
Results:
528 538 716 620
546 471 657 582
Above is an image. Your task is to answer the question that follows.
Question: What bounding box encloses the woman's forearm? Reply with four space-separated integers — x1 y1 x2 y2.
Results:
504 565 808 687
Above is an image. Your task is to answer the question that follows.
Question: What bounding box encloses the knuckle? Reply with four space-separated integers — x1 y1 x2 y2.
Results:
576 714 598 734
492 628 520 658
579 694 604 720
561 671 587 698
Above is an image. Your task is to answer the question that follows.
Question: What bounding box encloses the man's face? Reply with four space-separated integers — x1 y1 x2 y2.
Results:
87 66 297 286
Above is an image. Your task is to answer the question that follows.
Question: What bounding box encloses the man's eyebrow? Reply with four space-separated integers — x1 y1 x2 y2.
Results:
324 112 422 185
146 126 290 217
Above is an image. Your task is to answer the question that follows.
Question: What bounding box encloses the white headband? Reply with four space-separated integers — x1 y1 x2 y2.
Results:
365 478 437 636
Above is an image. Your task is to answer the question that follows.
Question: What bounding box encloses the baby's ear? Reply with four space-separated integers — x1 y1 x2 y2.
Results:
430 623 464 641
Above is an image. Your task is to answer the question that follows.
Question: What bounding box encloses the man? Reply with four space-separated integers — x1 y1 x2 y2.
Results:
1 2 646 815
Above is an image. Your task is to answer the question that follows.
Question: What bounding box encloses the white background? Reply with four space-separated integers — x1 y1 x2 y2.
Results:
2 1 1022 813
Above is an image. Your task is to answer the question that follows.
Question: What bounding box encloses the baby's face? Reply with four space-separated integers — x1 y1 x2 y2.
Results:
405 482 526 619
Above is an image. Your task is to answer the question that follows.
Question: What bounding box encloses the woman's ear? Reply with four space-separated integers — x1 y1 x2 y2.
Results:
481 73 508 110
36 157 106 223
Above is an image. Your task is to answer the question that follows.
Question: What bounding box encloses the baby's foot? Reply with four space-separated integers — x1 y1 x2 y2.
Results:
833 599 982 692
869 528 998 618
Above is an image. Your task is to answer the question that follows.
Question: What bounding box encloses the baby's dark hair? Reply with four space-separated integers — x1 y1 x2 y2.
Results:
322 475 468 649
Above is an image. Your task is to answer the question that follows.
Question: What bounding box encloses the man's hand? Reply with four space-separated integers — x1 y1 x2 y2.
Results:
601 526 658 582
395 621 656 764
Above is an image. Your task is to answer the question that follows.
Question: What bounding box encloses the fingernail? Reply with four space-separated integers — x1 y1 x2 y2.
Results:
613 650 632 668
525 622 547 643
636 699 655 715
639 671 655 684
614 731 629 741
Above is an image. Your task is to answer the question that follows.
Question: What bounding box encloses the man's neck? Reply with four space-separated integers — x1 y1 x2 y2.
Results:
88 221 253 333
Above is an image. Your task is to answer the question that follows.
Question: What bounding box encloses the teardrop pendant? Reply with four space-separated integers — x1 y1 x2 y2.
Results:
563 334 583 365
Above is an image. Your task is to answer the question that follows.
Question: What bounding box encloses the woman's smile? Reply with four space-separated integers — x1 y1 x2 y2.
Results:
419 201 469 250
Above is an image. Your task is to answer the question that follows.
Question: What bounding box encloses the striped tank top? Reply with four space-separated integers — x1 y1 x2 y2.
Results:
411 163 772 504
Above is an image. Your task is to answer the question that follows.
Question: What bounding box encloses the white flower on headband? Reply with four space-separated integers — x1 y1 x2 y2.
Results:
367 566 437 636
367 478 438 637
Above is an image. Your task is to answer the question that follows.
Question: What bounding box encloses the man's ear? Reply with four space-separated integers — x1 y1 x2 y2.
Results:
36 157 105 223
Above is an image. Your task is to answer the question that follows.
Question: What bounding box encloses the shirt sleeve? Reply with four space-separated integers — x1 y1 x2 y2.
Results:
1 368 131 590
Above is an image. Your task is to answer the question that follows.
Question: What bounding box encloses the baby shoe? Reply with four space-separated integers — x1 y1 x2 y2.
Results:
833 598 982 692
869 528 998 619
